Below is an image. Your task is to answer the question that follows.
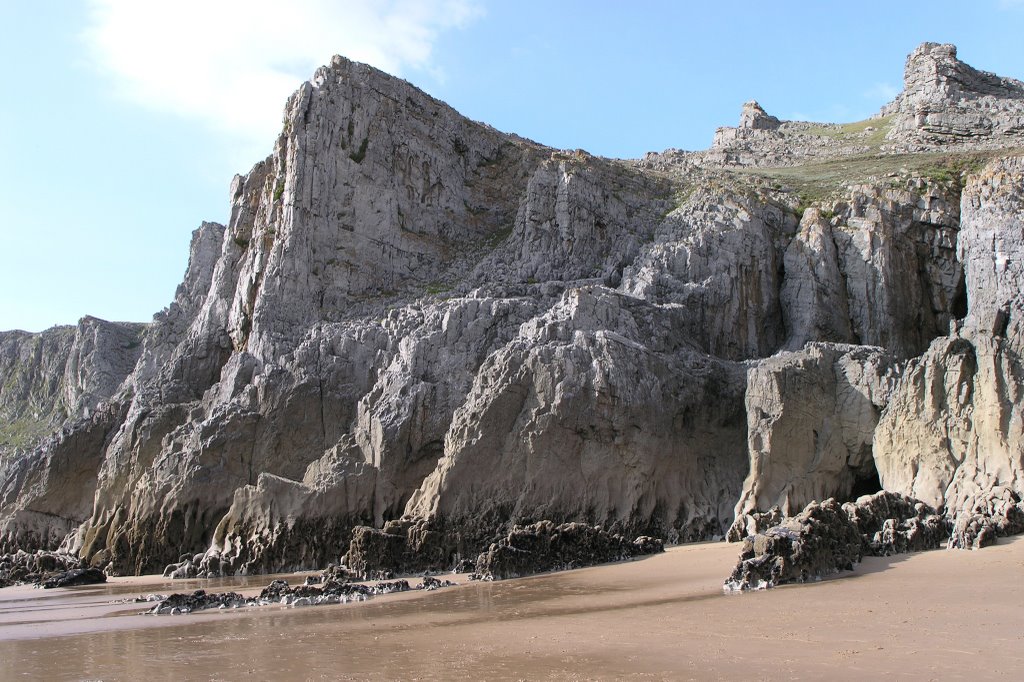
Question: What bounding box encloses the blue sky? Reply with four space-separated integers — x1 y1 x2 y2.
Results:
2 0 1023 333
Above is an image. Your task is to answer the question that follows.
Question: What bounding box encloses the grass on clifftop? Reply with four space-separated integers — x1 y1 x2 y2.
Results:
737 149 1018 209
802 116 893 149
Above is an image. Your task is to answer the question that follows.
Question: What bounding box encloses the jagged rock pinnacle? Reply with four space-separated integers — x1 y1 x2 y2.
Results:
738 101 781 130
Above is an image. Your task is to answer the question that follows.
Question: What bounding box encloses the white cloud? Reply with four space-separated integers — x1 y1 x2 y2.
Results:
83 0 482 150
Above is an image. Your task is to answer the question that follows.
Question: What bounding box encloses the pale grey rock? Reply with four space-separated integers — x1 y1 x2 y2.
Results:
0 326 76 461
958 156 1024 341
731 343 899 535
406 287 749 541
190 295 542 575
703 103 873 168
469 153 671 289
61 317 145 420
784 180 963 358
4 45 1024 578
620 187 793 360
0 315 144 551
222 56 544 362
873 157 1024 518
882 43 1024 147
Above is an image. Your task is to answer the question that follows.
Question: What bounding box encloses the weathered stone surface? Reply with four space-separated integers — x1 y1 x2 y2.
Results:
620 187 792 359
873 157 1024 518
0 549 85 588
882 43 1024 147
725 492 950 591
731 343 899 535
782 180 963 359
842 491 949 556
406 287 750 543
947 487 1024 550
0 316 145 465
149 575 436 614
149 589 248 615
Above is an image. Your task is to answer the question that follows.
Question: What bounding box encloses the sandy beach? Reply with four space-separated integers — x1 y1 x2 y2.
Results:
1 538 1022 680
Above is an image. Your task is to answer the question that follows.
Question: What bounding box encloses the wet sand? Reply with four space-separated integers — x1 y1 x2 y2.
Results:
1 538 1022 680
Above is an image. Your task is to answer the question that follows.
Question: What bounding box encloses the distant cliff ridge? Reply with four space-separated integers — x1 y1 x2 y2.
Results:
1 43 1022 578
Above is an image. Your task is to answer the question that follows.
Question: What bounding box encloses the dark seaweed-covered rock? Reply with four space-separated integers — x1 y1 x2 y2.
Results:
843 491 951 556
148 589 247 614
724 499 862 591
39 567 107 589
948 488 1024 549
473 521 664 579
0 550 86 588
726 507 784 542
344 526 408 580
342 518 460 580
151 576 422 615
418 575 454 590
725 492 963 591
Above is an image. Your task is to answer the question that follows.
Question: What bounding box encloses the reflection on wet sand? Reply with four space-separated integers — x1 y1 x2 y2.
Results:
2 539 1023 680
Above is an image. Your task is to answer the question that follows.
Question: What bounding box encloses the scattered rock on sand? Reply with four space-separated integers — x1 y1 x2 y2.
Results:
148 575 451 615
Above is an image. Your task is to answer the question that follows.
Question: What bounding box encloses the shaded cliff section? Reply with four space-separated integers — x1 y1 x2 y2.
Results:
1 44 1022 576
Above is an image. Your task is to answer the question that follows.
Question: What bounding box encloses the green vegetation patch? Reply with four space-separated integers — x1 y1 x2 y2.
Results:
802 115 893 149
737 148 1019 215
349 137 369 163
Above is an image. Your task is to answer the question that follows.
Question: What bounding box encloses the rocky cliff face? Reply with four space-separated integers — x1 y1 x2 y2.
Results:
2 43 1023 576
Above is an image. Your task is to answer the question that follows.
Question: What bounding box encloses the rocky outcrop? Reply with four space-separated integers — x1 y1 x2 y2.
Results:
706 43 1024 168
725 492 949 591
2 43 1024 582
38 566 106 589
148 575 447 614
404 287 749 544
0 317 144 464
783 179 963 358
724 499 862 591
730 343 899 534
0 549 86 587
882 43 1024 147
472 521 662 580
843 491 950 556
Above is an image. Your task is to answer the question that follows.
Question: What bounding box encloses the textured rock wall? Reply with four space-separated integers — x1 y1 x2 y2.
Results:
407 287 749 542
873 157 1024 514
783 180 963 359
733 343 899 526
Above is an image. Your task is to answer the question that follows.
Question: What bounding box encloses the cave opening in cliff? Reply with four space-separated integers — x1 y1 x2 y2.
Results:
849 462 883 500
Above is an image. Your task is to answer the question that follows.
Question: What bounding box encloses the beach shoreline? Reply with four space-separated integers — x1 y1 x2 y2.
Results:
1 537 1022 679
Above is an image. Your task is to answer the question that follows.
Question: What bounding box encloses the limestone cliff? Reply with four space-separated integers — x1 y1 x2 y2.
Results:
2 42 1023 576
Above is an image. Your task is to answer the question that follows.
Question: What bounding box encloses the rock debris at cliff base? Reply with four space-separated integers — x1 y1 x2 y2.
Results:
1 42 1024 586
